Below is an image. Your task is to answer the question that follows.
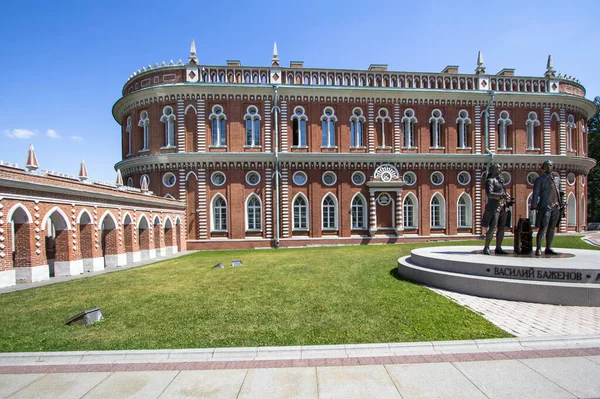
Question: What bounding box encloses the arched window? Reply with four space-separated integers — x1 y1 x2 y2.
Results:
376 108 392 148
321 107 337 147
497 110 512 150
526 112 540 150
350 107 366 147
351 194 367 229
430 193 446 228
403 194 418 228
402 108 417 148
246 195 262 231
211 195 227 231
244 105 261 146
125 116 132 156
456 110 472 149
581 194 586 226
567 114 576 152
138 110 150 151
429 109 444 148
291 106 307 147
160 106 176 148
322 194 338 230
293 194 309 230
209 105 227 147
567 193 576 227
457 193 472 228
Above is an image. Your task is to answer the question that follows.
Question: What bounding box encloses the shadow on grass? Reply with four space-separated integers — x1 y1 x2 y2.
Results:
389 267 412 282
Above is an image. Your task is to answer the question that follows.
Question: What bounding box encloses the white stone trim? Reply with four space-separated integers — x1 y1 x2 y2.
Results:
16 265 49 283
104 253 127 268
54 259 84 277
0 269 16 288
126 251 141 264
83 257 104 272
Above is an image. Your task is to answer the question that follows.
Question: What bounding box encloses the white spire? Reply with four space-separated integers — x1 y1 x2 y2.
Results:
25 144 39 172
545 55 556 77
115 169 123 187
78 159 88 181
140 175 149 193
475 50 486 74
271 41 279 66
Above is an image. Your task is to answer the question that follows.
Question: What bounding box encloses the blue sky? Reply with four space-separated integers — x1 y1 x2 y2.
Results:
1 0 598 182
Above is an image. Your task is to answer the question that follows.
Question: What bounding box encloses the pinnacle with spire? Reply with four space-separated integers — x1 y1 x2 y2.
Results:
188 39 198 65
475 50 486 74
25 144 39 172
78 159 88 181
140 175 149 193
115 169 123 187
545 55 556 78
271 42 279 67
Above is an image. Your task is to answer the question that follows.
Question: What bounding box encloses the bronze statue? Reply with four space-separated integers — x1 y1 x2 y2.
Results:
530 160 564 256
481 164 514 255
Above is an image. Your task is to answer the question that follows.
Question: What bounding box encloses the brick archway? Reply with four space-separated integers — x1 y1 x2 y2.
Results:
78 210 102 272
164 217 176 255
153 216 164 257
100 212 123 268
44 207 81 278
8 204 45 283
123 213 139 264
138 215 153 259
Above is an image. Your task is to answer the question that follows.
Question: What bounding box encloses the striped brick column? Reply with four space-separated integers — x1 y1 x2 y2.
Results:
368 102 375 153
197 99 206 152
280 168 289 238
369 190 377 236
395 191 403 234
176 99 185 152
393 104 401 153
264 100 272 152
559 108 566 155
559 170 567 233
265 168 273 239
178 169 185 201
474 105 482 154
280 101 288 152
197 169 208 238
475 169 482 235
488 106 496 152
543 108 551 155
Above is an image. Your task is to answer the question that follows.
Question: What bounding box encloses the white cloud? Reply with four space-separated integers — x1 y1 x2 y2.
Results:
46 129 61 139
4 129 36 139
71 136 84 141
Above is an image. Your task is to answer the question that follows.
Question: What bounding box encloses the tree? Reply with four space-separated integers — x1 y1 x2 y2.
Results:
587 96 600 223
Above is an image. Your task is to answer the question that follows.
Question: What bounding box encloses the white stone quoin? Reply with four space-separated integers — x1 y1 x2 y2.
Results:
0 269 16 288
83 257 104 272
15 265 50 283
104 253 127 268
126 251 141 264
165 246 178 256
54 259 84 277
140 249 157 260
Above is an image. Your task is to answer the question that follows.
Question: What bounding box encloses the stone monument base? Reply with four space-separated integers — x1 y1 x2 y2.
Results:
398 246 600 306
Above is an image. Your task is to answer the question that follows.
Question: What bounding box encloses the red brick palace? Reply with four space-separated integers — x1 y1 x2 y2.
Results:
112 41 595 250
0 41 596 287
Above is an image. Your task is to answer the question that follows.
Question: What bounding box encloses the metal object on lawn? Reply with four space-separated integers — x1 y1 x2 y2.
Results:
232 260 242 267
65 307 103 326
212 262 224 269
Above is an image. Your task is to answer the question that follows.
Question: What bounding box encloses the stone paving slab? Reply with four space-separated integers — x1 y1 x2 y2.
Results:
317 365 401 399
82 370 178 399
239 367 317 399
6 372 110 399
0 374 44 398
157 369 247 399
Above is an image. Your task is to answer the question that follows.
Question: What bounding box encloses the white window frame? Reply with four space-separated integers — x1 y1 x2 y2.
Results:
428 109 445 149
138 111 150 151
376 108 392 148
456 109 472 149
321 107 337 148
402 108 417 148
292 193 309 231
567 192 576 227
497 110 512 150
160 106 176 148
430 193 446 228
457 193 472 228
526 111 540 150
245 194 262 232
321 193 339 230
209 105 227 147
403 193 418 228
351 193 367 230
126 116 132 156
567 114 576 152
244 105 262 147
350 107 366 148
211 194 228 232
291 106 308 147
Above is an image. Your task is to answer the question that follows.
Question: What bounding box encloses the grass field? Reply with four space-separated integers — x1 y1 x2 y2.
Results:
0 236 595 352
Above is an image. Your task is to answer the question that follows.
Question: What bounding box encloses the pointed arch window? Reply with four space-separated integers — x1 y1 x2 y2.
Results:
350 107 366 147
430 193 446 228
321 107 337 147
322 194 338 230
456 110 472 149
209 105 227 147
567 193 576 227
244 105 261 146
291 106 307 147
457 193 472 228
138 111 150 151
351 194 367 229
125 116 132 156
246 195 262 231
429 109 445 148
403 194 418 228
211 195 228 232
293 194 309 230
376 108 392 148
567 114 576 152
402 108 417 148
526 111 540 150
160 106 176 148
497 110 513 150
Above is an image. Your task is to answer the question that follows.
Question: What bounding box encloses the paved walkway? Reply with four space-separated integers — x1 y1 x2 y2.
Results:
0 336 599 398
431 287 600 337
0 251 197 294
583 231 600 247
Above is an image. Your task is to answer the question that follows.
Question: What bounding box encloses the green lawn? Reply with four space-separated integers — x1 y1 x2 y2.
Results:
0 236 595 352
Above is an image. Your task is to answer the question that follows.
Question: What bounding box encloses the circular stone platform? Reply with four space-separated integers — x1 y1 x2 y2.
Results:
398 246 600 306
